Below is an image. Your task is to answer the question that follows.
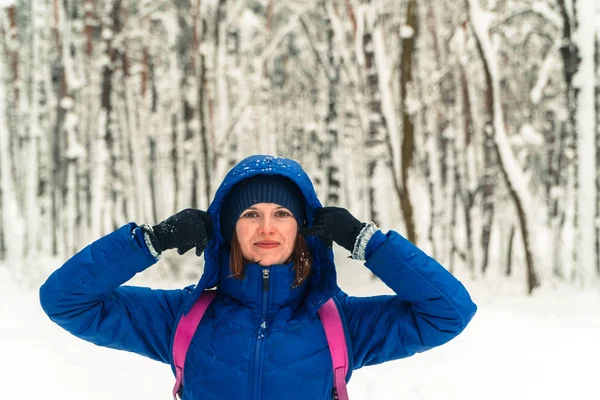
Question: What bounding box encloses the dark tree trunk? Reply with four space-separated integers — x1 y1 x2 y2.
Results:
457 45 476 276
506 224 515 276
472 18 497 276
198 51 211 206
426 1 454 260
363 27 382 226
468 4 539 293
399 0 418 244
324 1 341 205
101 0 124 229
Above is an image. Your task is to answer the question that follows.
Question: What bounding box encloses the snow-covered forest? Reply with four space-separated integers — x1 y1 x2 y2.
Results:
1 0 599 293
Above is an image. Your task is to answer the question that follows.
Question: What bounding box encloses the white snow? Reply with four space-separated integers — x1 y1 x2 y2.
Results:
60 97 75 110
2 250 599 400
399 25 415 39
530 41 560 105
531 1 563 29
519 123 544 147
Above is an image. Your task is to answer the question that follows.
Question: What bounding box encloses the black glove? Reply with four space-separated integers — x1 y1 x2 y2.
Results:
150 209 213 256
300 207 366 252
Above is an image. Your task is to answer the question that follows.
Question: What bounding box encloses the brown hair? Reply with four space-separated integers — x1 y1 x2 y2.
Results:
229 233 312 288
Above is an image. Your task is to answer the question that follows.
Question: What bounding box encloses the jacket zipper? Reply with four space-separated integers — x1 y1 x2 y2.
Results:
251 268 270 400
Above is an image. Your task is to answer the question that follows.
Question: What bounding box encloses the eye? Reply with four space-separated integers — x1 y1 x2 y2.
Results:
241 211 259 218
275 210 292 218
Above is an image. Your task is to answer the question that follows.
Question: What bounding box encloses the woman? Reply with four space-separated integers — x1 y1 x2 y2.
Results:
40 154 477 399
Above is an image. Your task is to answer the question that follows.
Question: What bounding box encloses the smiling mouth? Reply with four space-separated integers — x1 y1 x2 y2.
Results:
255 242 280 249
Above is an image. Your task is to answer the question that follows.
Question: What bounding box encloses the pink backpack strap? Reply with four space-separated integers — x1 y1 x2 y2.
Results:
172 290 216 400
318 298 350 400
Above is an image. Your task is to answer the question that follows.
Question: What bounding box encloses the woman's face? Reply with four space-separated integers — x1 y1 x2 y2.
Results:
235 203 298 266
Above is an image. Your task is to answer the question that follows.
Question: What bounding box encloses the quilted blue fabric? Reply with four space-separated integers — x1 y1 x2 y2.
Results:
40 155 477 400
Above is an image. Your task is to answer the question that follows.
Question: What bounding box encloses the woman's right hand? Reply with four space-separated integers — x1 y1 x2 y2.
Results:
151 209 213 256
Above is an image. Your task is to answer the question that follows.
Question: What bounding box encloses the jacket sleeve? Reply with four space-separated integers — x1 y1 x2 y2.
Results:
39 223 188 364
340 230 477 369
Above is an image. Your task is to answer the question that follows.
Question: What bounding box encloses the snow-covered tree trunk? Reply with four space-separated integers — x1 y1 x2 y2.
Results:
360 6 382 226
49 0 66 258
467 3 497 277
76 0 96 242
161 8 184 215
323 1 342 206
557 0 580 281
326 1 366 215
546 111 566 279
23 0 44 260
420 0 455 262
173 0 196 213
94 0 123 236
61 0 86 257
112 1 135 223
123 69 150 223
211 0 231 184
453 25 477 277
359 3 402 229
0 4 25 274
574 0 597 284
468 0 540 293
188 0 204 209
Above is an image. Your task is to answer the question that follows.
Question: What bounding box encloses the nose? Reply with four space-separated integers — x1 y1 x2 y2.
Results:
258 215 275 235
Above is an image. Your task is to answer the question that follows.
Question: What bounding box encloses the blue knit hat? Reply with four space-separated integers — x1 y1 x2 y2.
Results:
220 175 307 242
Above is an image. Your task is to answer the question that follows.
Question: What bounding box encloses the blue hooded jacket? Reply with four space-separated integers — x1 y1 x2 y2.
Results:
40 155 477 400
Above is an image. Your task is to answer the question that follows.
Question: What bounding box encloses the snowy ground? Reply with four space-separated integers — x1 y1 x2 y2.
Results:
2 254 599 400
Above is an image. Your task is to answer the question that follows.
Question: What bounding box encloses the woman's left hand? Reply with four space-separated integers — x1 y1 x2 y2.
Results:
300 207 365 252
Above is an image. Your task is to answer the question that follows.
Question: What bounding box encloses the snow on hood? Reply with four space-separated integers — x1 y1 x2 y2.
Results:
181 155 339 314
